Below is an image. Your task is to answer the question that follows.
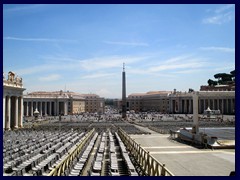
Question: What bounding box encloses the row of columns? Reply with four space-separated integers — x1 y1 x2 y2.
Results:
199 98 235 114
170 98 235 115
24 100 68 117
3 95 23 130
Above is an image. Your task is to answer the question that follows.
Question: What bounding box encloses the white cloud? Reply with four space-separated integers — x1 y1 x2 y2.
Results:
15 55 150 76
39 74 61 82
215 4 234 14
213 66 235 72
80 55 150 71
200 46 235 53
16 63 77 75
174 69 203 74
149 62 202 72
4 4 46 12
148 56 205 73
96 88 114 98
203 12 233 24
81 73 116 79
4 36 77 43
203 5 234 25
103 41 149 47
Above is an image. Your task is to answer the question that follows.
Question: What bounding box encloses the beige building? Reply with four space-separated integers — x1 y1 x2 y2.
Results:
81 94 105 114
23 91 85 116
169 90 235 115
3 71 25 130
23 91 104 116
127 91 171 113
70 93 85 114
126 89 235 115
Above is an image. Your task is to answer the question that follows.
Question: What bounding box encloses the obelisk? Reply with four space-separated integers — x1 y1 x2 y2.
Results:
122 63 127 119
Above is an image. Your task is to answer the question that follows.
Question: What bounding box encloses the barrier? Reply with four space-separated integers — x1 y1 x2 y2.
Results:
48 128 95 176
118 128 174 176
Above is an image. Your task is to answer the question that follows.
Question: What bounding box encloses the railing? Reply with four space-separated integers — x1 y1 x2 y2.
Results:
118 128 174 176
48 128 95 176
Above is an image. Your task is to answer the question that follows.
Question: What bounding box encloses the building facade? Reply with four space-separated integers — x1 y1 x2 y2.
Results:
81 94 105 114
3 71 25 130
23 91 104 116
168 91 235 115
127 91 171 113
126 90 235 115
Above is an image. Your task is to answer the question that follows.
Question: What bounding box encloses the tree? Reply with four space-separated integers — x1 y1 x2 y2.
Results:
188 88 194 92
214 73 233 84
207 79 217 86
230 70 235 82
230 70 235 76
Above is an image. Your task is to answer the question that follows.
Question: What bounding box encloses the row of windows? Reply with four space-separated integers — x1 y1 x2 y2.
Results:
85 96 98 99
130 96 142 99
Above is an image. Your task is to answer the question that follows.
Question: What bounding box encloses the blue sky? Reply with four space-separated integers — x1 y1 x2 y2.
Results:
3 4 235 98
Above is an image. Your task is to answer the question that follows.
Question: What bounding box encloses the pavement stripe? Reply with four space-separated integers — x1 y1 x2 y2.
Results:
149 150 227 154
143 146 192 149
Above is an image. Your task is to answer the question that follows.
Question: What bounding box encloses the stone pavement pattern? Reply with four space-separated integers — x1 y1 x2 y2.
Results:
131 125 235 176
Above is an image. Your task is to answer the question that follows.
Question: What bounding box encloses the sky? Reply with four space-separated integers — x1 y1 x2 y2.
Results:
3 4 235 98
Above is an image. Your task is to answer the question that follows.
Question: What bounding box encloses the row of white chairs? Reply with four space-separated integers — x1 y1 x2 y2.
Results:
3 129 85 176
68 132 98 176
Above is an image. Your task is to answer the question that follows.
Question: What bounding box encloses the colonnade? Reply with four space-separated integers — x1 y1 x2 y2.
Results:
198 98 235 114
23 100 68 117
170 97 235 115
3 95 23 130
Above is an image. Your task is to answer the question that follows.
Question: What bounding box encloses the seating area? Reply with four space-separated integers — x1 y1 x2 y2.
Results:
3 123 139 176
3 129 86 176
88 130 138 176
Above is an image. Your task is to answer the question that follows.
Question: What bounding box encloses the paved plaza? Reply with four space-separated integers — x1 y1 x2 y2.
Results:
131 125 235 176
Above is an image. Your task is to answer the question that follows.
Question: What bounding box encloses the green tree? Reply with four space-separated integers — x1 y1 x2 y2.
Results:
230 70 235 82
208 79 218 86
214 73 233 84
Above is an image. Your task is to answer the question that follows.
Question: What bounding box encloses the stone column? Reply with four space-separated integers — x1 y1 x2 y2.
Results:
53 102 56 116
44 101 47 116
3 95 5 130
217 99 220 111
179 99 182 113
36 101 40 112
64 101 68 115
26 101 29 116
6 96 11 130
40 101 42 116
14 97 18 129
31 101 33 116
18 97 23 128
